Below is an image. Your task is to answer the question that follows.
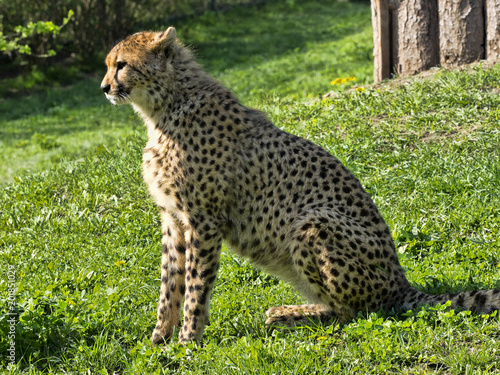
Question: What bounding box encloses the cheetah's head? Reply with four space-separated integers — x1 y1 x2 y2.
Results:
100 27 178 112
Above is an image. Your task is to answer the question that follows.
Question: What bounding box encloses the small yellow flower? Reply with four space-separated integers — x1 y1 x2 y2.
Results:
115 260 126 266
331 76 356 85
356 87 365 92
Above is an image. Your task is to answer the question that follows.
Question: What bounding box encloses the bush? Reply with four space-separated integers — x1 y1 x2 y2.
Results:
0 0 269 70
0 11 73 61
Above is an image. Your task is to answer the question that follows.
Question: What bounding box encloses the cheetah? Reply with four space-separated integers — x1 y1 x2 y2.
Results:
101 27 500 345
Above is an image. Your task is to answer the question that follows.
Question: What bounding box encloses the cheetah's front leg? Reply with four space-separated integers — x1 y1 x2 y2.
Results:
178 224 223 344
151 211 186 346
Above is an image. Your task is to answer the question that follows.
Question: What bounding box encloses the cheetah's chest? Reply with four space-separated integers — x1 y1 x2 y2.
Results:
142 132 186 221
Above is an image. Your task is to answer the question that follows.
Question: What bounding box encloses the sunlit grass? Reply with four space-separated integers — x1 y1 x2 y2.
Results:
1 0 500 373
0 0 372 184
1 64 500 373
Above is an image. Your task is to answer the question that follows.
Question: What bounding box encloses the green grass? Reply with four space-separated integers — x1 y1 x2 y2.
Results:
1 0 500 373
1 64 500 374
0 81 141 184
178 0 373 101
0 0 372 185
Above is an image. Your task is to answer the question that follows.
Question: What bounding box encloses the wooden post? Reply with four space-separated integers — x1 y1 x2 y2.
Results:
371 0 500 82
371 0 392 82
395 0 439 76
486 0 500 61
438 0 485 68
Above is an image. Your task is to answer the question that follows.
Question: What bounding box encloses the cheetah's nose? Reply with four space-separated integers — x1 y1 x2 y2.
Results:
101 84 111 94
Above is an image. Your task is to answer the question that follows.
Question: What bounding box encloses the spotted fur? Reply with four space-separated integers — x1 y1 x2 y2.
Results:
101 27 500 345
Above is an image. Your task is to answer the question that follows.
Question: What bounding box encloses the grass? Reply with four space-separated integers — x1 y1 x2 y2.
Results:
178 0 373 101
1 0 500 373
0 81 141 184
0 0 372 185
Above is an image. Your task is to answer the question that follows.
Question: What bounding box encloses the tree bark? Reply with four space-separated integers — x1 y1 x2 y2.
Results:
371 0 393 82
394 0 439 75
486 0 500 61
438 0 485 68
371 0 497 82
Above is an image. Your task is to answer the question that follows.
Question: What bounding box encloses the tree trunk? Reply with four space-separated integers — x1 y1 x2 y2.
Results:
438 0 485 68
371 0 497 82
371 0 393 82
486 0 500 61
394 0 439 75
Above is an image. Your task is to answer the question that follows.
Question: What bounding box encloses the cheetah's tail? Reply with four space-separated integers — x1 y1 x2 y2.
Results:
401 287 500 314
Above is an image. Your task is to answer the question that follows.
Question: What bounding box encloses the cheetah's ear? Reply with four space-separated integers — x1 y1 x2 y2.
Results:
151 27 177 57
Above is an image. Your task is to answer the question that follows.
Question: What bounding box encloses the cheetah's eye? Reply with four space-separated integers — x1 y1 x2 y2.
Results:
116 61 127 71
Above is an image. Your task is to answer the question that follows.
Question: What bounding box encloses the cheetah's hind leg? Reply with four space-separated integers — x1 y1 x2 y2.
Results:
265 304 337 328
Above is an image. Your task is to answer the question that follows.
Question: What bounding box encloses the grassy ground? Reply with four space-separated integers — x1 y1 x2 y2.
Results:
1 0 500 374
0 0 372 185
2 64 499 374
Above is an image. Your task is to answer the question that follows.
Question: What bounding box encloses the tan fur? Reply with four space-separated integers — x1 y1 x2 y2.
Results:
101 27 500 345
